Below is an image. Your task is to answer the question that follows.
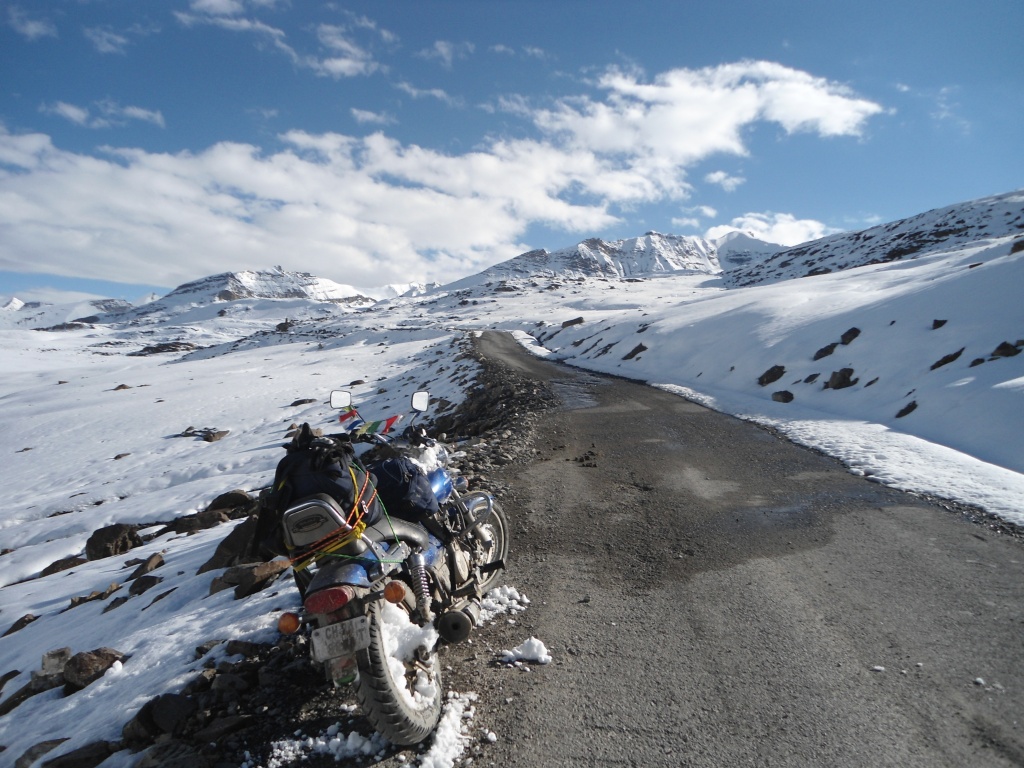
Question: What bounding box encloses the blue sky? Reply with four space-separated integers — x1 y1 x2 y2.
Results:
2 0 1022 302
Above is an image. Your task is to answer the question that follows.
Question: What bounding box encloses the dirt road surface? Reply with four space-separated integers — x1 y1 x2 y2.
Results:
468 330 1024 767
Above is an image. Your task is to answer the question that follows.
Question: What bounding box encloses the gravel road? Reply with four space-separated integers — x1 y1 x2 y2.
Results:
467 330 1024 768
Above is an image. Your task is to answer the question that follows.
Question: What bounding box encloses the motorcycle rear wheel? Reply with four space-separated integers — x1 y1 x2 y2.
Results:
474 500 510 593
356 601 443 745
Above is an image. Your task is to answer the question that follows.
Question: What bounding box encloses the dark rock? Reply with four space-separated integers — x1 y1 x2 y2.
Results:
932 319 948 329
824 368 859 390
225 640 267 658
1 668 20 694
3 614 38 637
561 316 585 328
134 740 212 768
757 365 786 387
85 524 142 561
865 377 879 387
896 401 918 418
211 673 251 694
39 740 115 768
622 343 647 360
930 347 965 370
191 715 253 743
220 559 290 599
149 693 197 735
102 597 129 613
813 342 838 360
289 398 317 407
203 430 230 443
112 453 130 460
128 575 163 596
840 327 861 345
63 648 127 691
969 358 986 367
14 739 68 768
771 391 794 403
67 583 120 610
207 490 252 511
196 517 259 575
803 373 820 384
991 341 1021 358
41 556 88 577
348 379 365 386
128 553 164 580
113 384 132 391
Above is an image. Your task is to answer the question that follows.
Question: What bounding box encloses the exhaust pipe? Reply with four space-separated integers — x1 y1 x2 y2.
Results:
436 601 481 643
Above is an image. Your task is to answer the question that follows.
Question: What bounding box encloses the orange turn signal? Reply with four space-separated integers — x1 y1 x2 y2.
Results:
278 612 301 634
383 580 406 604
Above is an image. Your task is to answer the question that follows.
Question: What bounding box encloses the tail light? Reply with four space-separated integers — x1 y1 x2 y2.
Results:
304 585 355 615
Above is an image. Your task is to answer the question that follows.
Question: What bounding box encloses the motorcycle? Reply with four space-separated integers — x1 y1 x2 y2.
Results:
274 390 509 745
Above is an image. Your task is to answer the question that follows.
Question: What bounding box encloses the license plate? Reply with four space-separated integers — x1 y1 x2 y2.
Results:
310 616 371 662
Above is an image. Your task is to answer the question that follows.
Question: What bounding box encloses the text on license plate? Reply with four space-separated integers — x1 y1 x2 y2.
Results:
310 616 371 662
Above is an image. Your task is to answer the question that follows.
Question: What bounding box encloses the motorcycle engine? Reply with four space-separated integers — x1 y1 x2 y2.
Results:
447 544 471 584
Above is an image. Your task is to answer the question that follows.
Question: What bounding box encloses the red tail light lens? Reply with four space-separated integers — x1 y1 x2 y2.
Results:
304 586 355 615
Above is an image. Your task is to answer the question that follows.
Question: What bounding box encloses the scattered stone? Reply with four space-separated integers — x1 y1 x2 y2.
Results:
813 342 838 360
191 715 253 743
113 453 130 460
128 575 163 597
896 401 918 418
930 347 965 370
113 384 132 391
67 583 120 610
622 343 647 360
990 341 1021 358
840 327 861 345
969 357 985 367
289 398 317 407
149 693 198 736
41 556 87 577
63 648 127 691
803 372 820 384
128 553 164 580
134 739 212 768
348 379 365 386
14 739 68 768
128 342 198 357
102 597 129 613
1 669 20 694
932 319 948 329
757 365 786 387
39 740 116 768
561 317 584 328
771 391 794 403
207 490 252 511
824 368 859 390
196 517 259 574
218 559 290 599
86 524 142 561
203 430 229 443
174 427 230 442
865 377 879 387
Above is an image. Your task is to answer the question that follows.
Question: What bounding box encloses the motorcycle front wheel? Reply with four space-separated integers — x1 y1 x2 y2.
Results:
474 500 510 593
356 600 443 745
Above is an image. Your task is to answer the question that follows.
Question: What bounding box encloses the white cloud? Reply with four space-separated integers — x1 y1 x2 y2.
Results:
190 0 245 15
533 60 883 179
705 170 745 192
310 24 379 78
418 40 474 69
351 109 396 125
395 82 461 107
40 101 165 129
175 11 298 62
705 212 842 246
84 27 129 54
8 6 57 40
671 217 701 230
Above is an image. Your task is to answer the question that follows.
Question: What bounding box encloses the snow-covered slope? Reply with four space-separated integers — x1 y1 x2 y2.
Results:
730 190 1024 286
1 188 1023 768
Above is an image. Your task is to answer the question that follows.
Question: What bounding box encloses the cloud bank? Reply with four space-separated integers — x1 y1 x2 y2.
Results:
0 61 882 292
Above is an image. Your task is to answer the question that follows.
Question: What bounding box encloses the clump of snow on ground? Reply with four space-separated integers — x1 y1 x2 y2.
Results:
480 586 530 623
500 637 552 665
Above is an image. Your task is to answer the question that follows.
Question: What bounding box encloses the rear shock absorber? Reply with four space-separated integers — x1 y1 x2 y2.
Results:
408 553 434 622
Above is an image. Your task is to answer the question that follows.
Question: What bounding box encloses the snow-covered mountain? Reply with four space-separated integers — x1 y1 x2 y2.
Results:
712 231 782 270
730 189 1024 286
0 297 134 330
444 232 720 292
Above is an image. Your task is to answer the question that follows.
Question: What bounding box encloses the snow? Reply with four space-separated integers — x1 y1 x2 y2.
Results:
1 188 1022 766
500 638 552 665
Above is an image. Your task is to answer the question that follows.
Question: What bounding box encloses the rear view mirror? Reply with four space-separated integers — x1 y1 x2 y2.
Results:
411 391 430 412
330 390 352 409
